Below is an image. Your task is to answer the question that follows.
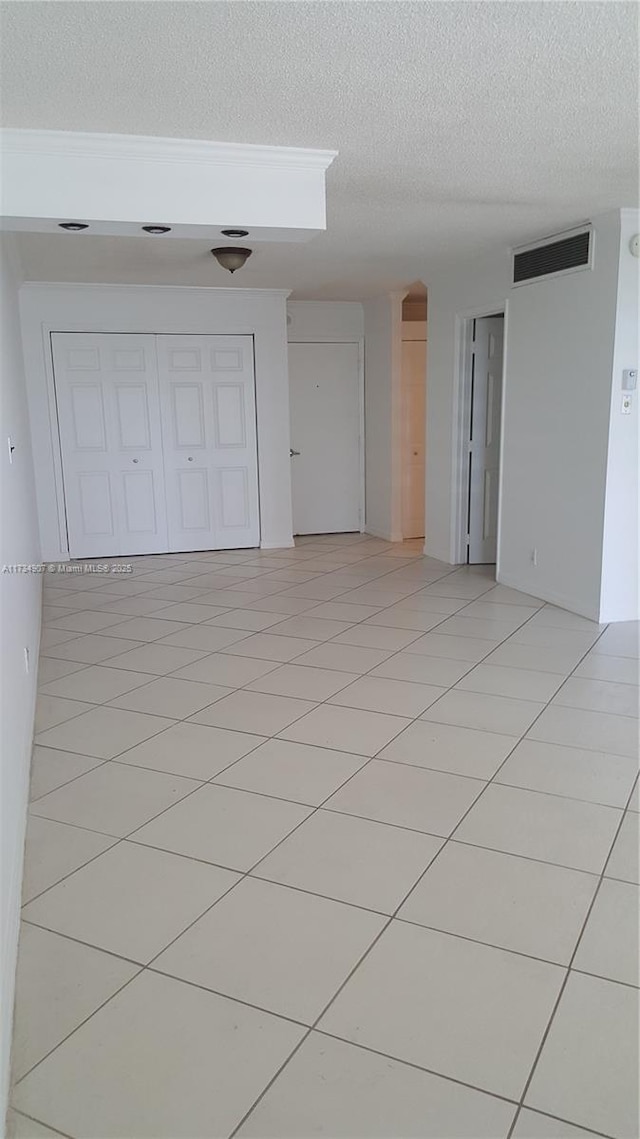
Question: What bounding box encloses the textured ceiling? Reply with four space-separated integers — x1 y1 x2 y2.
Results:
1 1 638 299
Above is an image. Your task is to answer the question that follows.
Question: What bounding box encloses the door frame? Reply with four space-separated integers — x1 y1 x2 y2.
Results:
48 330 261 559
288 338 366 534
451 302 508 568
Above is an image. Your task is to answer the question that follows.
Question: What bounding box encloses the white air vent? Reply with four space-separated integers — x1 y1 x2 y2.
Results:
512 227 593 287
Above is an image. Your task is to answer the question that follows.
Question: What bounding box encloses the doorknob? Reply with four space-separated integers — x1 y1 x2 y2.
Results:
187 457 194 462
132 458 139 464
289 448 300 457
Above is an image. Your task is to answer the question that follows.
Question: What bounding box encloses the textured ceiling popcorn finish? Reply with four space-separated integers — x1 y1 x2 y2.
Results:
1 1 637 298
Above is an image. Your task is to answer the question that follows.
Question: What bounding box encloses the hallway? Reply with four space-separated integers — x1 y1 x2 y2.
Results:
8 535 639 1139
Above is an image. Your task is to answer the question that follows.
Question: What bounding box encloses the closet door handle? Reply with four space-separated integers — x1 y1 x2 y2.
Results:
132 458 139 464
187 456 194 462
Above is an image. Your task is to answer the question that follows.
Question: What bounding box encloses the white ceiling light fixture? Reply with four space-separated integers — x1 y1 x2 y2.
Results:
211 246 252 273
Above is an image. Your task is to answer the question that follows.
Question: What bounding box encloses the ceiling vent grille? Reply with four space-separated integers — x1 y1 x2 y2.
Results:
512 228 592 286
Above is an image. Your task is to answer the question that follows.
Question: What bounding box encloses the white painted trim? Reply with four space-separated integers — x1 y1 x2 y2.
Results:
365 525 403 542
1 129 337 172
260 540 296 549
451 301 508 567
21 282 291 299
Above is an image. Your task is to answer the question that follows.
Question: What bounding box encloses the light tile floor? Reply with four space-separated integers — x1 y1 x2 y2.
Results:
8 535 640 1139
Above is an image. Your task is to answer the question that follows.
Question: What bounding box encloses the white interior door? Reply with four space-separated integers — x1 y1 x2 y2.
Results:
52 333 168 558
288 342 361 534
156 335 260 551
401 337 426 539
468 315 504 564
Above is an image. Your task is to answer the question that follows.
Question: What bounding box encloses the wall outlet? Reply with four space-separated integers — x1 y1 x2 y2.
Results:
24 646 30 674
530 548 538 567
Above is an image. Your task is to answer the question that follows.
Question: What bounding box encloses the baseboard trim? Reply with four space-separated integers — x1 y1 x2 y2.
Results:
497 571 598 621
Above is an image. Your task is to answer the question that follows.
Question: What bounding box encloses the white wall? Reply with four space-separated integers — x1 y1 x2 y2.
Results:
19 284 294 558
425 248 509 562
600 209 640 622
499 213 621 619
425 212 633 621
287 300 363 342
0 235 41 1121
363 294 404 541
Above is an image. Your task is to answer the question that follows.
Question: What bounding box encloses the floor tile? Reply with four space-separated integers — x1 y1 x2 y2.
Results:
461 601 539 623
371 651 471 686
483 641 585 675
292 642 394 673
30 761 198 837
256 808 442 914
29 746 103 801
34 695 94 733
39 664 155 704
101 642 210 675
41 634 145 664
224 631 320 661
39 628 83 649
100 616 191 642
12 971 303 1139
511 625 598 652
553 676 639 717
98 595 180 617
260 1036 518 1139
36 658 86 686
399 842 597 964
605 813 639 883
155 876 384 1023
319 921 564 1100
574 652 640 686
242 594 318 614
573 878 639 986
116 721 265 781
435 615 524 641
331 624 423 651
591 621 640 658
405 631 495 662
363 608 447 631
525 972 639 1137
47 610 135 634
496 739 638 807
21 817 116 903
421 689 544 736
205 608 289 631
213 738 366 806
480 585 543 607
144 602 231 623
456 663 564 703
23 841 238 963
528 704 638 758
34 705 176 759
527 606 603 633
329 675 445 717
394 595 468 615
108 676 230 719
11 923 139 1080
190 690 316 735
156 624 252 652
265 615 355 640
246 663 357 701
511 1108 602 1138
6 1109 64 1137
379 720 516 779
133 784 311 871
279 704 409 757
326 758 483 835
456 784 622 873
173 651 278 686
307 601 384 621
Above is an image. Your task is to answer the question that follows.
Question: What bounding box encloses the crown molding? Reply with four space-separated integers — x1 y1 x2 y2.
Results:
20 281 292 298
1 129 337 173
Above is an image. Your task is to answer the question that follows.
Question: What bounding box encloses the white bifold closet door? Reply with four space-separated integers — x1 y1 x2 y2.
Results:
52 334 169 559
156 335 259 553
52 332 259 559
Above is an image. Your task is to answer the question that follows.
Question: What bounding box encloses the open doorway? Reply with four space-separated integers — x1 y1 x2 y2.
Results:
400 284 427 539
464 312 505 564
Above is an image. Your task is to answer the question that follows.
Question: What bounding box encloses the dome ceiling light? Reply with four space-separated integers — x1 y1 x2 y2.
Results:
58 222 89 231
221 229 249 238
142 224 172 234
211 247 253 274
